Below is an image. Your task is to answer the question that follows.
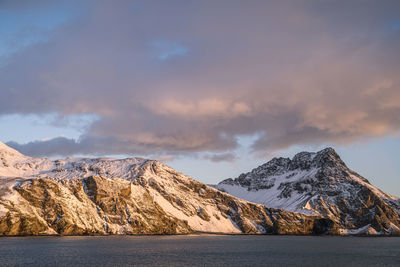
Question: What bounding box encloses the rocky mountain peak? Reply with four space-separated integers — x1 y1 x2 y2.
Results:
289 147 346 170
313 147 346 167
219 147 347 189
252 147 345 176
220 147 356 191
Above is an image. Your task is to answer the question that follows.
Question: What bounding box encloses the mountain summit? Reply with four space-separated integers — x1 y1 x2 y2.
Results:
217 147 400 235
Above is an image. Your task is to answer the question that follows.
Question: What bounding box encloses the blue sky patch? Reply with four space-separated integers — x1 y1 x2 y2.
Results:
151 40 188 60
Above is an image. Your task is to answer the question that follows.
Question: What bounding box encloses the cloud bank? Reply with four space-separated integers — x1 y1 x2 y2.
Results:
1 0 400 158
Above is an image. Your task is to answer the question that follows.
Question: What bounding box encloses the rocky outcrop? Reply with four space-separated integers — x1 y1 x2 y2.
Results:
217 148 400 235
0 176 191 235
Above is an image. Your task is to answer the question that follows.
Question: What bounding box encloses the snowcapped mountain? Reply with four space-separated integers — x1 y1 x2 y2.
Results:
0 142 334 236
216 148 400 235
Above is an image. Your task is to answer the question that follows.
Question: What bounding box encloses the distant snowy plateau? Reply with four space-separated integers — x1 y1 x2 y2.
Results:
0 142 399 236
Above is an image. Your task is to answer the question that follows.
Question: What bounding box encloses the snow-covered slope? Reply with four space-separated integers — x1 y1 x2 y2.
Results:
0 142 334 236
216 148 400 235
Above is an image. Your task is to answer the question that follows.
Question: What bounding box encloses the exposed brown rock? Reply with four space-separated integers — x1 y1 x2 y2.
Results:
0 172 335 236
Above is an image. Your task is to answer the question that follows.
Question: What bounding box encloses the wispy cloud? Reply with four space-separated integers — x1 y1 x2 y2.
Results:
203 152 236 163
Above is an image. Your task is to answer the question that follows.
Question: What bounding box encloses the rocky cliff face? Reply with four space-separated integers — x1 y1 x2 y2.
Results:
0 142 335 236
217 148 400 235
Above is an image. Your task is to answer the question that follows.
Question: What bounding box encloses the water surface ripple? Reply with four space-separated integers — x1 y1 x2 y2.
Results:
0 235 399 266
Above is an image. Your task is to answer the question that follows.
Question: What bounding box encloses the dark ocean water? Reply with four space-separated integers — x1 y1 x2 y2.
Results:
0 235 399 266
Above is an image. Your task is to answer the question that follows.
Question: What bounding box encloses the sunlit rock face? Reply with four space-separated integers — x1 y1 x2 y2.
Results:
217 148 400 235
0 142 335 236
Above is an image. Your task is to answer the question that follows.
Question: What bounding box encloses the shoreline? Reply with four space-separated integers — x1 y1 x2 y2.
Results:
1 232 398 238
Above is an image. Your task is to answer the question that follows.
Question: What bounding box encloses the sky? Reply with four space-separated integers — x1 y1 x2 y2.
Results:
0 0 399 196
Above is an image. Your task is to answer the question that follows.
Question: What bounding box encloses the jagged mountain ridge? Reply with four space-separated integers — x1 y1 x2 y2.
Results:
217 148 400 235
0 142 334 236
